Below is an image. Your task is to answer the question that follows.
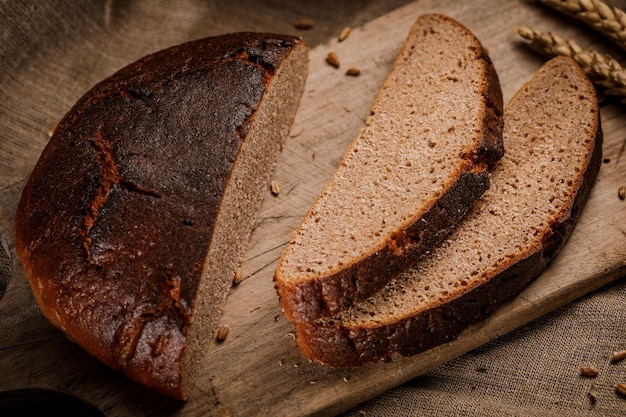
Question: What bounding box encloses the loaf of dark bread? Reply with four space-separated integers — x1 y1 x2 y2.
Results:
274 14 504 323
295 56 602 367
15 33 308 398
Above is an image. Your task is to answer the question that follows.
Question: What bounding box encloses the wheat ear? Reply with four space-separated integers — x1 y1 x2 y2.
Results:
517 26 626 97
538 0 626 50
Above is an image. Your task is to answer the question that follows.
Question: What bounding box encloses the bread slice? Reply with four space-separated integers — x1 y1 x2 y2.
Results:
274 14 504 323
295 56 602 367
15 33 308 399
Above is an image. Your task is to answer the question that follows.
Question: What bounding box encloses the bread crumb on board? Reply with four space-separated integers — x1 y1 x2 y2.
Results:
294 18 314 30
270 180 280 196
233 267 243 285
326 52 340 68
580 366 598 377
48 121 59 138
610 349 626 362
339 26 351 42
215 325 230 342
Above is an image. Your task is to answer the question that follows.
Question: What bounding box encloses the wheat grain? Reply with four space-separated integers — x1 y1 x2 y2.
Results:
538 0 626 49
215 324 229 341
580 366 599 377
611 349 626 361
517 26 626 97
326 52 340 68
294 18 314 30
270 180 280 196
339 27 351 42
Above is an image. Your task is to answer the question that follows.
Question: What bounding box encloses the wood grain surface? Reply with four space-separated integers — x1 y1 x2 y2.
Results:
1 1 626 416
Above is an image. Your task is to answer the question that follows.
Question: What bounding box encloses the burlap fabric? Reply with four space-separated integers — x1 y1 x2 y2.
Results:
342 278 626 417
1 1 625 416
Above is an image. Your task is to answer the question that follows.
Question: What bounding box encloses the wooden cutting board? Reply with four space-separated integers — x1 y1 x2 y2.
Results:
1 1 625 416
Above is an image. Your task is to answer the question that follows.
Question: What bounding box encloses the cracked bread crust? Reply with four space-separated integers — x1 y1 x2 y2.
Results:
15 33 307 399
294 57 602 367
274 14 504 324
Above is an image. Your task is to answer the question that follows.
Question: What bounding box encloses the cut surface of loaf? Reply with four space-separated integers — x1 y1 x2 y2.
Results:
14 33 308 399
274 14 504 323
295 56 602 367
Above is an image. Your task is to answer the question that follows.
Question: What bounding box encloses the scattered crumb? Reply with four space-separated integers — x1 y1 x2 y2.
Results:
233 267 243 285
271 180 280 196
580 366 598 377
48 121 59 138
294 18 314 30
346 67 361 76
618 185 625 200
215 325 229 342
326 52 340 68
339 26 351 42
610 349 626 363
588 384 598 404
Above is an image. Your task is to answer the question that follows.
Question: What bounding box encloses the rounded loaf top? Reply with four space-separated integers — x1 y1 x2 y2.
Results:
15 32 307 399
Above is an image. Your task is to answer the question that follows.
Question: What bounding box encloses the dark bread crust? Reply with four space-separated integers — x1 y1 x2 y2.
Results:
275 14 504 323
294 59 603 368
15 33 306 398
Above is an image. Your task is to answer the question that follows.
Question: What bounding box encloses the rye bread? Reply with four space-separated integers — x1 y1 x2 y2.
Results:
14 33 308 398
274 14 504 323
295 56 602 367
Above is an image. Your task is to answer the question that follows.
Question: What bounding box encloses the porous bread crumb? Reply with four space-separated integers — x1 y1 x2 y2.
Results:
329 56 598 328
280 17 489 281
184 38 309 392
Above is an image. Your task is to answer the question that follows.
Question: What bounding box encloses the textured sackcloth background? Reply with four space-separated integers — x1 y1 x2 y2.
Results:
1 1 626 416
